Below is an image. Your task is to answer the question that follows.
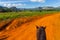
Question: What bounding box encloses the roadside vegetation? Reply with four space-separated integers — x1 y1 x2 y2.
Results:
0 11 59 20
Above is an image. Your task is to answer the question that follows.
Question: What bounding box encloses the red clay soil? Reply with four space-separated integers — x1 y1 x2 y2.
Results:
0 12 60 40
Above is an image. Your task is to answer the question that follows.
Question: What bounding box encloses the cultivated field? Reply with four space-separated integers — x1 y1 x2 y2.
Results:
0 11 59 20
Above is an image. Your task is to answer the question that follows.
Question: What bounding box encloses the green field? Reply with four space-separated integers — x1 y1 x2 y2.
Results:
0 11 59 20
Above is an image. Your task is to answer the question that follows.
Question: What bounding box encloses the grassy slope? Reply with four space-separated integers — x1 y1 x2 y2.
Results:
0 11 59 20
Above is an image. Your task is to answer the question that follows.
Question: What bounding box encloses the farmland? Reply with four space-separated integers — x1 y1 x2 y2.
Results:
0 11 59 20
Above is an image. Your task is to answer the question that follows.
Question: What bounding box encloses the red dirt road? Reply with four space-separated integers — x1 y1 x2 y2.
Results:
0 13 60 40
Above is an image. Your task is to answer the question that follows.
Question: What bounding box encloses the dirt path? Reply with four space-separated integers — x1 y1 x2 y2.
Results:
0 13 60 40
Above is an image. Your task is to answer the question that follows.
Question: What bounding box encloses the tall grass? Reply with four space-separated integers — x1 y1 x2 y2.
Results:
0 11 59 20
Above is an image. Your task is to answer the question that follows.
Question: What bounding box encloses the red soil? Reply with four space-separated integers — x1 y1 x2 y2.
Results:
0 12 60 40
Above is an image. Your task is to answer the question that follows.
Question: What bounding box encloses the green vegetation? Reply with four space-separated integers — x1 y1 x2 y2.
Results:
0 6 60 20
0 11 59 20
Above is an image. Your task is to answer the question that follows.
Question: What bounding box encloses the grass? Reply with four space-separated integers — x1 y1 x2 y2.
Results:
0 11 59 20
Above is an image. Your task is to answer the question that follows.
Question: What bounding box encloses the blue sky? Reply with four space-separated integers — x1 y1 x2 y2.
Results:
0 0 60 8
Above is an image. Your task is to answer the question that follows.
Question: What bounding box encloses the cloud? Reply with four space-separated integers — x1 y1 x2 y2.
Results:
30 0 45 2
3 3 26 7
0 1 26 8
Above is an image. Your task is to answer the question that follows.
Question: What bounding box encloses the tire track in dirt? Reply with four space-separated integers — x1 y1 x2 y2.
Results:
0 19 14 40
0 19 14 31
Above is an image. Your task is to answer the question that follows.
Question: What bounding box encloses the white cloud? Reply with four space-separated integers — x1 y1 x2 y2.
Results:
30 0 45 2
0 2 26 8
3 3 26 7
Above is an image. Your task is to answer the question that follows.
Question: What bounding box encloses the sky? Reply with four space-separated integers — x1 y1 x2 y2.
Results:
0 0 60 8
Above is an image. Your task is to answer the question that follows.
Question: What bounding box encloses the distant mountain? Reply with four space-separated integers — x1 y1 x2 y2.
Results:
0 6 21 12
0 6 60 12
42 7 54 9
30 6 54 10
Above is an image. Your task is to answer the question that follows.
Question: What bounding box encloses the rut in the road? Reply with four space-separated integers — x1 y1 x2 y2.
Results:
0 19 14 31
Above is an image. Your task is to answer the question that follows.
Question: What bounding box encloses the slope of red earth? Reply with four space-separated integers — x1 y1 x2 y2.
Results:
0 12 60 40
